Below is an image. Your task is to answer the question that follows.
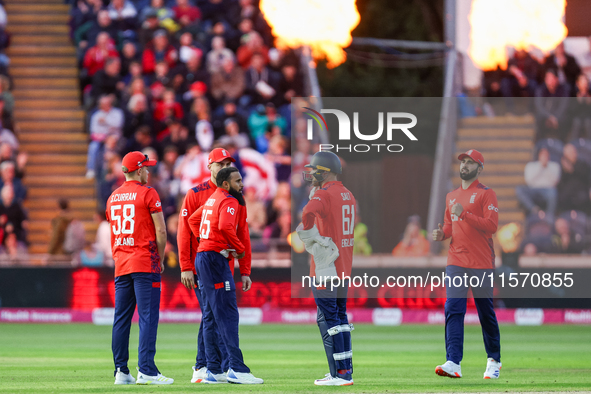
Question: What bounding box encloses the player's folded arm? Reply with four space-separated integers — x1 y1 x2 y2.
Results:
178 192 199 272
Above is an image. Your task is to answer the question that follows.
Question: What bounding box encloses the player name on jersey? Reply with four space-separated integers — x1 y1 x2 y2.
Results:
110 193 138 202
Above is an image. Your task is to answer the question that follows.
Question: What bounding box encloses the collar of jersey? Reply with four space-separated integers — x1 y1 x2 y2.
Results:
462 179 480 191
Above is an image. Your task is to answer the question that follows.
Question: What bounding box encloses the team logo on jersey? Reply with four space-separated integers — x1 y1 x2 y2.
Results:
449 198 456 205
470 193 477 204
488 204 499 212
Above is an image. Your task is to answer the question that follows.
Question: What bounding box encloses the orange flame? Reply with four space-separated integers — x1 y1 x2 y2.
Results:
468 0 567 70
260 0 360 68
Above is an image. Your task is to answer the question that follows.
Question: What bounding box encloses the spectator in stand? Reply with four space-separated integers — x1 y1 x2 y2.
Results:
244 53 278 107
154 145 180 210
0 126 18 153
0 98 13 132
501 49 538 113
0 184 27 246
181 80 207 113
552 217 586 254
175 143 209 192
149 60 172 88
206 36 234 74
237 31 269 69
107 0 138 32
557 143 591 213
515 148 561 223
534 69 569 141
48 199 74 255
91 57 123 105
0 161 26 203
139 0 174 25
138 9 162 48
0 75 14 116
200 0 229 27
212 98 247 138
265 134 290 182
160 120 193 155
521 211 555 255
122 61 147 87
154 88 184 126
238 0 272 45
543 42 581 95
70 0 102 40
174 51 208 92
0 143 27 179
124 125 155 154
172 0 201 29
123 76 149 103
570 74 591 140
276 63 303 109
76 9 119 51
230 17 254 51
211 57 245 106
247 103 287 152
263 208 290 249
188 96 213 150
120 41 141 77
98 153 126 209
82 32 120 80
391 215 430 257
218 118 250 149
243 186 266 238
266 181 289 226
87 95 125 179
142 29 178 74
124 93 153 138
178 31 203 64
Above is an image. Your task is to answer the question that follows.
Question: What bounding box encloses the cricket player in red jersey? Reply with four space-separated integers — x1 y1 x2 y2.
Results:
177 147 235 383
432 149 502 379
188 167 262 384
298 151 355 386
107 151 173 385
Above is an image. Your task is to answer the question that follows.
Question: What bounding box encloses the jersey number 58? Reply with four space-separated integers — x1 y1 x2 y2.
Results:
111 204 135 235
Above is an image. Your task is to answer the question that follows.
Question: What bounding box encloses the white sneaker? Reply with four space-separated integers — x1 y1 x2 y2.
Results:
226 368 264 384
135 368 174 385
314 375 354 386
483 358 502 379
114 368 135 385
201 370 228 384
435 360 462 378
191 366 208 383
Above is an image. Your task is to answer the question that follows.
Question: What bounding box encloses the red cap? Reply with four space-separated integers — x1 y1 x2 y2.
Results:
208 148 235 164
122 151 157 173
190 81 207 94
458 149 484 167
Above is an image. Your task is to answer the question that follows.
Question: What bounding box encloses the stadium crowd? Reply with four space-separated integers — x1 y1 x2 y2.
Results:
0 2 32 259
480 41 591 256
68 0 306 264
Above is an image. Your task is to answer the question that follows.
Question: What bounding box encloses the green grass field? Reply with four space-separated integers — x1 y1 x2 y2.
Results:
1 323 590 393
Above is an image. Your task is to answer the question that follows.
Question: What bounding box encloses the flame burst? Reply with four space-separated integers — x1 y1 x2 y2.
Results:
468 0 567 70
260 0 360 68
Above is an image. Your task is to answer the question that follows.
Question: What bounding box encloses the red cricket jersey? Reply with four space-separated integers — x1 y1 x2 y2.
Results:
187 188 249 272
106 180 163 277
302 181 356 277
178 179 217 274
178 180 251 275
441 180 499 269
